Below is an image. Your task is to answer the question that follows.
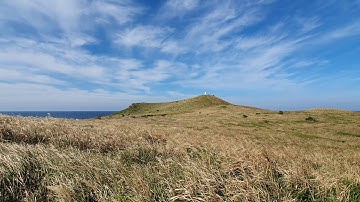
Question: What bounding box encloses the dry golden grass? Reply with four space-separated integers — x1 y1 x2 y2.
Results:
1 103 360 201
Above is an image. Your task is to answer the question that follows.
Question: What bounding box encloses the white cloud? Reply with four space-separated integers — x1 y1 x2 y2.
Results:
0 37 150 91
0 49 73 75
159 0 199 19
174 32 314 90
235 34 284 50
0 0 143 46
116 25 173 48
165 0 199 11
166 91 192 98
0 44 109 83
117 59 143 71
326 22 360 40
296 17 321 33
90 0 143 25
239 41 298 72
0 35 192 95
173 2 264 53
160 40 187 55
301 21 360 48
0 69 67 85
1 1 347 94
0 0 83 34
115 60 188 92
290 59 328 68
0 0 359 110
0 83 167 111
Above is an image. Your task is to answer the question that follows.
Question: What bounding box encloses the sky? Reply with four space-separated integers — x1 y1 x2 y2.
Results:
0 0 359 111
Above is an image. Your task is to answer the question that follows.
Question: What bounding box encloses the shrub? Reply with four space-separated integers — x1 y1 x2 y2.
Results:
305 117 317 122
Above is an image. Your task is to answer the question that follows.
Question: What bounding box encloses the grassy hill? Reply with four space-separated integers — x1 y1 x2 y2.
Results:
1 96 360 201
111 95 231 117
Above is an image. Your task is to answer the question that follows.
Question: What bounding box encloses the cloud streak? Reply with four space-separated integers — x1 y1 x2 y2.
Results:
116 25 173 48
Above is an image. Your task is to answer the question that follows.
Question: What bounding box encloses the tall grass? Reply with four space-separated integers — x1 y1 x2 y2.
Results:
1 109 360 201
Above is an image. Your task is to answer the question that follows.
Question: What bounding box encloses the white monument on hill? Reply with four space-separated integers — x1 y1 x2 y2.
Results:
204 92 207 95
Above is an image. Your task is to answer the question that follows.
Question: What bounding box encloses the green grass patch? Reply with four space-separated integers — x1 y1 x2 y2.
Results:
349 183 360 202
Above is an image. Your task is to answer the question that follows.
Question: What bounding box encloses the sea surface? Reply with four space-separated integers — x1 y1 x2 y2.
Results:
0 111 116 119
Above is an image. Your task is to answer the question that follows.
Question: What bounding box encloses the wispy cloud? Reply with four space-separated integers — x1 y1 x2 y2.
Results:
165 0 199 11
159 0 199 19
116 25 173 48
115 60 188 92
160 40 187 55
290 59 328 69
0 69 67 85
0 38 107 82
0 83 168 111
0 0 143 46
325 22 360 40
0 0 359 110
90 0 143 25
181 2 263 53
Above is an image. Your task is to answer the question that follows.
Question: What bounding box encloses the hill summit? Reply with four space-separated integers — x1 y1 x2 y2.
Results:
111 95 231 117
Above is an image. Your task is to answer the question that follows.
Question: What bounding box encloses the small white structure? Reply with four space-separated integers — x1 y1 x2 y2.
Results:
204 91 207 95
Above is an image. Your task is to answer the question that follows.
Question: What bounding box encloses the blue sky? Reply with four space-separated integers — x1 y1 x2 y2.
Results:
0 0 359 111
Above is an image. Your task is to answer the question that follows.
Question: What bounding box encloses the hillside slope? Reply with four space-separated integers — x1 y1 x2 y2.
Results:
1 100 360 201
111 95 231 117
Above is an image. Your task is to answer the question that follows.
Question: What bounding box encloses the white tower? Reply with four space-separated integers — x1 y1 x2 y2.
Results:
204 91 207 95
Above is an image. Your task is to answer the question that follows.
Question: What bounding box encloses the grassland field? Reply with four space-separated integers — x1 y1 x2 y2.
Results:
0 95 359 201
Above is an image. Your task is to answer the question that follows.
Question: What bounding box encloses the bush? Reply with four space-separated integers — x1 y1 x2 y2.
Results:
305 117 317 122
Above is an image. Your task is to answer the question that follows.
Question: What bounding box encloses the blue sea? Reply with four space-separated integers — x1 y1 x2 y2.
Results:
0 111 116 119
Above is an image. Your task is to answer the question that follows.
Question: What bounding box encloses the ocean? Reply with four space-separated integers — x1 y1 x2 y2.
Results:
0 111 116 119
